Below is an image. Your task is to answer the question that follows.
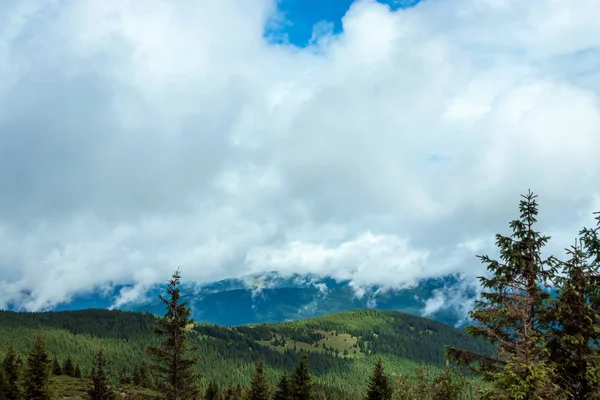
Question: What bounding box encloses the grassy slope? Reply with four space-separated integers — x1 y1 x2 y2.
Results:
0 309 491 399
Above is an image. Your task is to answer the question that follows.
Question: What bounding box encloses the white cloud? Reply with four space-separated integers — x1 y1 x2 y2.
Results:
1 0 600 310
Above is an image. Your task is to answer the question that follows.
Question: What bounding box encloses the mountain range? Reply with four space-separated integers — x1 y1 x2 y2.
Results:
44 272 478 327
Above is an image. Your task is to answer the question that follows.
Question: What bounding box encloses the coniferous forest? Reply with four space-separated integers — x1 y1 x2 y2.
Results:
1 191 600 399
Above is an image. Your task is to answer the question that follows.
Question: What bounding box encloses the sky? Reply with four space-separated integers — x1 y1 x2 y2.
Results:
1 0 600 311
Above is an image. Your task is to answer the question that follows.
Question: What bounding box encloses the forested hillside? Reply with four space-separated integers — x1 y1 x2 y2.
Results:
0 307 490 399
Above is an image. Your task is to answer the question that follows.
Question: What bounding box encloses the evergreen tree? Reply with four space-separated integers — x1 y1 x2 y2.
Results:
0 369 7 400
430 365 466 400
63 357 75 377
290 354 312 400
74 365 82 379
447 191 563 398
51 358 62 376
366 357 393 400
546 215 600 398
146 269 201 400
87 349 116 400
24 333 52 400
204 380 222 400
2 347 22 400
273 372 291 400
132 366 142 386
139 362 152 388
119 369 131 385
248 361 269 400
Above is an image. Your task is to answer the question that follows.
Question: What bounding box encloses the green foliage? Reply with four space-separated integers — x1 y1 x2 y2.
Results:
290 354 312 400
63 357 75 377
24 333 53 400
2 347 22 400
366 357 393 400
273 373 291 400
546 214 600 398
146 269 201 400
87 349 117 400
248 362 269 400
204 380 222 400
52 358 62 376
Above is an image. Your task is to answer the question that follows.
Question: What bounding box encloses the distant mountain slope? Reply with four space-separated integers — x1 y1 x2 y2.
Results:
46 273 477 327
0 308 493 399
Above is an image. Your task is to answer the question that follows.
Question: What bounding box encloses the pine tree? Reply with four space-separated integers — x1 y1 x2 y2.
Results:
51 358 62 376
248 361 269 400
204 380 222 400
366 357 393 400
87 349 116 400
146 269 201 400
273 372 291 400
290 354 312 400
63 357 75 377
447 191 563 398
2 347 22 400
24 333 52 400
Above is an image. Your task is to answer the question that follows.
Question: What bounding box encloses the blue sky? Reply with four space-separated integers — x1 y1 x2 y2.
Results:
267 0 420 46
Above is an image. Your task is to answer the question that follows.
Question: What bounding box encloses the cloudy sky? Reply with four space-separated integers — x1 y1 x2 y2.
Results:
1 0 600 311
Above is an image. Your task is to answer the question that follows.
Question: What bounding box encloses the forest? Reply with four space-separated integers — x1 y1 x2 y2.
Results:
1 191 600 399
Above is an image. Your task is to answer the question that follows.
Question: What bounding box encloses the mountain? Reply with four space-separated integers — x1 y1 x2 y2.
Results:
47 273 477 327
0 308 493 399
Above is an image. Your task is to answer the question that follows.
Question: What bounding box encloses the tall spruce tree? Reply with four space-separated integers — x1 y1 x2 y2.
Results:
24 333 52 400
273 373 291 400
87 349 116 400
2 347 22 400
248 361 269 400
51 358 62 376
366 357 393 400
74 365 82 379
546 215 600 398
290 354 312 400
447 191 563 398
63 357 75 377
204 381 221 400
146 269 201 400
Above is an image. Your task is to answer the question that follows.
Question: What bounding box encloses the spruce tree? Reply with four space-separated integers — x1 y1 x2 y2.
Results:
447 191 563 398
119 369 131 385
273 373 291 400
2 347 22 400
248 361 269 400
132 367 142 386
290 354 312 400
146 269 201 400
139 362 151 388
51 358 62 376
546 216 600 398
366 357 393 400
204 380 221 400
430 365 466 400
63 357 75 377
75 365 82 379
87 349 116 400
24 333 52 400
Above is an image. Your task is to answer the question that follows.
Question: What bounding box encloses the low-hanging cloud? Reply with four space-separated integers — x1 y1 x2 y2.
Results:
1 0 600 310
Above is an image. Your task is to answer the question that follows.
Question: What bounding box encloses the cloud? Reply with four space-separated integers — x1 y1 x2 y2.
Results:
1 0 600 310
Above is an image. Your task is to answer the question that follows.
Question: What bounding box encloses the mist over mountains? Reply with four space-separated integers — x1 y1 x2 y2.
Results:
33 272 479 327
